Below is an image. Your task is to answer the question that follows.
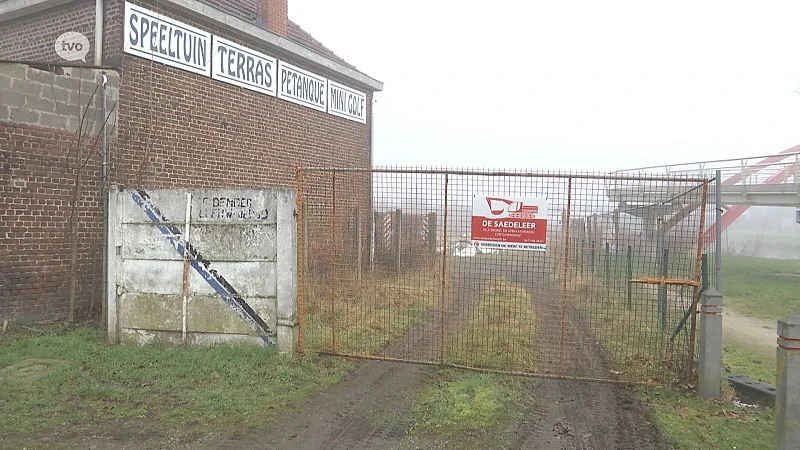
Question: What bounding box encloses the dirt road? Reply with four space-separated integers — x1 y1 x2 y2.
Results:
723 309 776 357
265 259 667 449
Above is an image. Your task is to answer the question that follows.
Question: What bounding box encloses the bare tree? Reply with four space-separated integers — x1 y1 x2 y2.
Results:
49 68 117 323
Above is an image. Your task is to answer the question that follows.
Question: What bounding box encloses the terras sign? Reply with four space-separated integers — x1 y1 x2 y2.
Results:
122 2 367 122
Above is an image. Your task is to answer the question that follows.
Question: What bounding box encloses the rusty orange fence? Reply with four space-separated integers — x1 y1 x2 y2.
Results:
296 167 710 384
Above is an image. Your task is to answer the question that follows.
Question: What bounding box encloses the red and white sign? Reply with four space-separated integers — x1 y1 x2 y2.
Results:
471 195 548 251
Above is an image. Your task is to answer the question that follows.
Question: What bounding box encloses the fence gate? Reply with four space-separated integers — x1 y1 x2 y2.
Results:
296 168 710 384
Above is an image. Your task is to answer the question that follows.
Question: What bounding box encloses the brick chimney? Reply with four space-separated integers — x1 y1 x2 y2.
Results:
258 0 288 37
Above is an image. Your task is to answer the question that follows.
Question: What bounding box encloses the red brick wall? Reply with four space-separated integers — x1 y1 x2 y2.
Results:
259 0 288 36
112 1 372 189
0 0 373 322
0 0 97 62
202 0 259 23
0 124 103 321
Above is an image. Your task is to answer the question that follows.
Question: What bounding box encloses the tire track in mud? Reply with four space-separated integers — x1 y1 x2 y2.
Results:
506 262 666 450
264 260 490 449
266 258 666 449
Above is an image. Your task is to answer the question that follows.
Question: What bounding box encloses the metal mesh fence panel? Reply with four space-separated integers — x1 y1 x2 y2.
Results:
297 168 710 384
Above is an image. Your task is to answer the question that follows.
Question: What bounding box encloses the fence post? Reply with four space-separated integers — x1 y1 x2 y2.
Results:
428 212 437 256
372 211 380 272
626 245 633 307
395 208 402 272
354 207 362 281
302 203 309 276
698 288 722 399
660 249 669 330
777 313 800 449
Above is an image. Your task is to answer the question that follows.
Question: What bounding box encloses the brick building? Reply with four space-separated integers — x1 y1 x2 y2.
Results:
0 0 382 322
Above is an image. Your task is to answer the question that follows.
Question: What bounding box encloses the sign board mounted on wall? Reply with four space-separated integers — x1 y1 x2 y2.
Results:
122 1 367 123
124 2 211 76
471 195 549 251
212 36 277 97
328 81 367 124
277 61 328 112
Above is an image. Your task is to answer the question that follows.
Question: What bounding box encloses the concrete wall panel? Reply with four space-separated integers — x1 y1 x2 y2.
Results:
190 224 277 261
121 260 183 294
120 224 183 260
187 262 276 297
119 293 182 331
109 187 296 352
187 294 274 334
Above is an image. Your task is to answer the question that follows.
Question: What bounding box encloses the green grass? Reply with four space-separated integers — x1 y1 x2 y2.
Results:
0 324 355 445
570 276 694 384
639 385 775 449
303 271 439 356
723 340 775 384
723 255 800 320
404 369 531 448
445 278 536 372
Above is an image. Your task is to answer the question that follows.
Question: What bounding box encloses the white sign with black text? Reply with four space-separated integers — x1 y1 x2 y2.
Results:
122 1 369 122
211 36 277 96
328 81 366 124
277 61 328 112
124 2 211 76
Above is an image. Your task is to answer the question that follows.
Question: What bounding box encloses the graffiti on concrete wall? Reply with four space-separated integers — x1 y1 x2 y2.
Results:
198 196 269 221
130 189 275 345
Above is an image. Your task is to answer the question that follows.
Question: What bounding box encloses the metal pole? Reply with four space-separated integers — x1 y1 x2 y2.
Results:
330 172 337 352
627 245 633 307
303 203 309 277
560 177 573 374
100 74 109 336
439 174 449 363
701 253 709 292
655 217 666 331
715 170 722 292
356 207 362 282
395 208 402 272
660 249 669 331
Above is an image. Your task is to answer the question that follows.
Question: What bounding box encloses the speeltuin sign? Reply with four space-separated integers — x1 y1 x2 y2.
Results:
123 2 367 124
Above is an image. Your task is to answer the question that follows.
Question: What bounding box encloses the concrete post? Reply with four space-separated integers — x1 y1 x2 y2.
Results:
275 189 298 355
776 313 800 449
698 288 723 399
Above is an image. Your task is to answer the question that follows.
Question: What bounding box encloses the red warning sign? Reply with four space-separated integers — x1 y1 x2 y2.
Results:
471 196 549 251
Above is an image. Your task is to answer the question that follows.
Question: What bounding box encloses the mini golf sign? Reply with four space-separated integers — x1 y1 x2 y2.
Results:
471 196 549 251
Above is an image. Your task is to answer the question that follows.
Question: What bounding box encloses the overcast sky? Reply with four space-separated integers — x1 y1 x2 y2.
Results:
290 0 800 171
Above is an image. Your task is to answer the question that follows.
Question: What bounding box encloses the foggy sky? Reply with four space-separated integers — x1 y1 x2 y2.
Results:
291 0 800 171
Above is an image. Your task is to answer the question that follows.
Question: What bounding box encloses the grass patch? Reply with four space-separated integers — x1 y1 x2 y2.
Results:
406 369 531 448
723 340 775 384
723 255 800 320
570 276 693 384
302 269 440 356
0 324 355 444
639 385 774 449
446 278 536 372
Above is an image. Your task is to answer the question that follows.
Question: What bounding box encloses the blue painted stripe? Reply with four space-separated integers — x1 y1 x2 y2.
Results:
129 189 275 346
